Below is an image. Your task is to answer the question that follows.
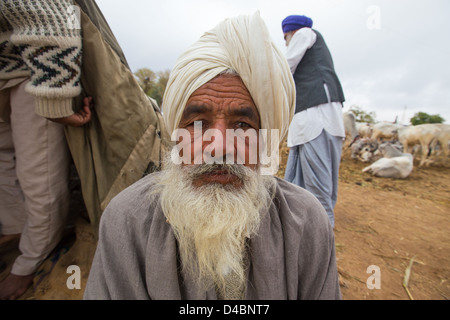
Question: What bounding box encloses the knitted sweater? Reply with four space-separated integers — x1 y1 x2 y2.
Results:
0 0 82 118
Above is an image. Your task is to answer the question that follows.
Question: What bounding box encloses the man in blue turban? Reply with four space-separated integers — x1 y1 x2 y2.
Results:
281 15 345 228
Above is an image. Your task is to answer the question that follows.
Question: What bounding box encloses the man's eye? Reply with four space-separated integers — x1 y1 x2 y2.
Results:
237 122 251 128
186 120 206 128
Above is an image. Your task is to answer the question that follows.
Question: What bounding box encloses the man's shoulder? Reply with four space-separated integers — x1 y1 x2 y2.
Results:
102 171 163 225
272 177 330 227
274 176 321 206
112 171 162 202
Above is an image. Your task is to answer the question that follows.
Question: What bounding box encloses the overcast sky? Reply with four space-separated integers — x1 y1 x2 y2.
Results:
95 0 449 124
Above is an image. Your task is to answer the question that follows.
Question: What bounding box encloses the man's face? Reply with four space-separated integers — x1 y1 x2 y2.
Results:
177 74 261 188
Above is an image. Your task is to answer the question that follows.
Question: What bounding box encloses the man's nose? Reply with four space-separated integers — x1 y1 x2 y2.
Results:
203 122 235 164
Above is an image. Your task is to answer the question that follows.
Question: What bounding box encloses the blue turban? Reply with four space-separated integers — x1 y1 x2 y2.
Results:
282 15 313 33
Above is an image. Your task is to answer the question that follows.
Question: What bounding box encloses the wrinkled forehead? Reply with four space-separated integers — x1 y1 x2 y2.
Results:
187 74 254 103
183 74 260 122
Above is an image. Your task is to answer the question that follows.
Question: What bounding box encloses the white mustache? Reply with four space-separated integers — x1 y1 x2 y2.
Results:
183 163 249 181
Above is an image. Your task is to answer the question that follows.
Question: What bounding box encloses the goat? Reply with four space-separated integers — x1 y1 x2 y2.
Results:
356 122 373 139
395 124 442 166
430 124 450 160
362 142 413 179
351 138 378 162
371 122 403 142
343 112 360 147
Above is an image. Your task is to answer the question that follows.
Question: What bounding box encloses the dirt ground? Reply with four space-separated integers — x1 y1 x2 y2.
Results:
1 143 449 300
278 143 450 300
333 149 449 300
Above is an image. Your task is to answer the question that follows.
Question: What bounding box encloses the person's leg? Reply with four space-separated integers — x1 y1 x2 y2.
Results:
0 80 70 299
329 134 343 211
284 145 305 188
298 130 337 227
0 119 27 242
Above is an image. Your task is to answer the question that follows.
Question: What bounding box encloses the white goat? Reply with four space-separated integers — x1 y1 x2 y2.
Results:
371 122 403 142
430 124 450 159
343 112 359 147
395 124 442 166
363 142 413 179
356 122 373 138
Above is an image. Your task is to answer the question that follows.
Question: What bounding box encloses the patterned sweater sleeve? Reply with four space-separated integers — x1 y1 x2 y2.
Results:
0 0 82 119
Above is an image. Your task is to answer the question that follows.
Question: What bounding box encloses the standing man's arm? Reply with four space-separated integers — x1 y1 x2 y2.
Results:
285 28 317 74
1 0 90 126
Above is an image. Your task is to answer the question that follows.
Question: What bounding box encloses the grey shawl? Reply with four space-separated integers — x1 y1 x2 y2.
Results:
84 173 341 300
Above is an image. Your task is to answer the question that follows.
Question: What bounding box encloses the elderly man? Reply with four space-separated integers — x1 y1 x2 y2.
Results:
84 13 341 300
282 15 346 228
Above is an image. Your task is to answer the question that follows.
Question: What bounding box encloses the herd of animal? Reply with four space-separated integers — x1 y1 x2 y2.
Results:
343 112 450 179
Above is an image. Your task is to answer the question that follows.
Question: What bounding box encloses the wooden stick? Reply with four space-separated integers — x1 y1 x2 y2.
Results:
403 256 416 300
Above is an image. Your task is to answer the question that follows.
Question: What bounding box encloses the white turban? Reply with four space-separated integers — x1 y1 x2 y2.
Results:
162 11 295 154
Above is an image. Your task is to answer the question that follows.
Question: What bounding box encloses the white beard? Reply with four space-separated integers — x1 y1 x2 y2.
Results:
156 157 275 298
